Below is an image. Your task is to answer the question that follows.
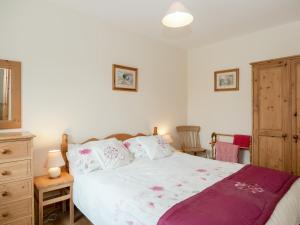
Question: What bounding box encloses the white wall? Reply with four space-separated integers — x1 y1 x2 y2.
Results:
0 0 187 175
3 0 299 174
188 21 300 162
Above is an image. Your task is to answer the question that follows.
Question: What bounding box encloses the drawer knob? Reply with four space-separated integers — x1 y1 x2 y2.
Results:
1 191 8 197
0 149 11 154
2 212 9 218
1 170 10 176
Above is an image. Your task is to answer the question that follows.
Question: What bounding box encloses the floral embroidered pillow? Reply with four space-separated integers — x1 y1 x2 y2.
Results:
123 137 148 159
94 139 132 170
136 135 173 160
67 142 104 174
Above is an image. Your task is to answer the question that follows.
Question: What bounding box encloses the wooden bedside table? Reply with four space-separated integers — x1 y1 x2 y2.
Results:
34 172 74 225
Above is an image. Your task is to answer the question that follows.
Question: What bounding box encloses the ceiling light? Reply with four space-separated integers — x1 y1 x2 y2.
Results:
162 1 194 28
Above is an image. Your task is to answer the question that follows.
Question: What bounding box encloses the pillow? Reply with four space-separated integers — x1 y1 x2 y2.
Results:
94 139 132 170
67 141 104 174
123 137 148 159
136 135 173 160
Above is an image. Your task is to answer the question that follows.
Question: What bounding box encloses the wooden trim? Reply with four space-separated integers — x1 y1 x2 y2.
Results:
285 60 293 173
252 64 260 166
105 133 145 141
290 57 300 175
291 58 297 174
214 68 239 91
250 54 300 66
112 64 138 92
61 134 69 171
61 127 157 172
251 65 255 164
0 59 21 129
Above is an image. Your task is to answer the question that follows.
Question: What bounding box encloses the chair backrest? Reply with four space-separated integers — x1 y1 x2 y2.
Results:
176 126 201 150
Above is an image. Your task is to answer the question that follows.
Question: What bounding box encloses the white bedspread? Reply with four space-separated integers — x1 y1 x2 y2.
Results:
71 152 300 225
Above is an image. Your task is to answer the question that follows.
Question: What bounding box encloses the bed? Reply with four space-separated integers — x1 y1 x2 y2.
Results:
61 132 300 225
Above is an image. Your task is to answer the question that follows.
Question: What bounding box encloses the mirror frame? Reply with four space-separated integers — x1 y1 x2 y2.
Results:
0 59 21 129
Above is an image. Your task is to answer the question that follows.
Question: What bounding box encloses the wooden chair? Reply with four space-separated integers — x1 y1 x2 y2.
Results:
176 126 208 157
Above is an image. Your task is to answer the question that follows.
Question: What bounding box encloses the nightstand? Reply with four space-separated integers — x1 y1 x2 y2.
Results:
34 172 74 225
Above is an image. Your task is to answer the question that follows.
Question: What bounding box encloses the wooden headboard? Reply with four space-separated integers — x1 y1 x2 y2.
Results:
61 127 158 171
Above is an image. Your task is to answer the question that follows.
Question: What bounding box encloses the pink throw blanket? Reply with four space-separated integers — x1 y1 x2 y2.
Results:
157 165 298 225
215 141 239 163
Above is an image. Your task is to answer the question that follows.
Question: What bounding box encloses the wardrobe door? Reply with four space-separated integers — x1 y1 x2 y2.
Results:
253 60 292 172
291 57 300 175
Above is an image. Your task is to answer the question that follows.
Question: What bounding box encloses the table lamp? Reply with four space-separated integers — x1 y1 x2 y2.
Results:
163 134 173 144
46 149 65 179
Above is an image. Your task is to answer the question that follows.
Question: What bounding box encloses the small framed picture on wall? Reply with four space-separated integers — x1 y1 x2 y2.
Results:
112 64 138 92
214 68 239 91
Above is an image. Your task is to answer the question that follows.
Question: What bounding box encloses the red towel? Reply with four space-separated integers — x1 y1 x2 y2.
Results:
215 141 239 163
233 135 251 148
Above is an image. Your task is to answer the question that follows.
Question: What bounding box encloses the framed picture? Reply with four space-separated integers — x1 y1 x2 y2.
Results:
112 64 138 92
214 68 239 91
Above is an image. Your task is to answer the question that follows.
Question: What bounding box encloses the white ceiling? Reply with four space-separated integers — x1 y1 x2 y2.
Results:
49 0 300 49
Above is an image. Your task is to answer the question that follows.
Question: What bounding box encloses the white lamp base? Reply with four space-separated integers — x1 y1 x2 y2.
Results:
48 167 61 179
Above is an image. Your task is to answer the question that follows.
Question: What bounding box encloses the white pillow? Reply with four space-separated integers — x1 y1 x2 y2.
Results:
67 141 104 174
94 139 132 170
136 135 173 160
123 137 148 159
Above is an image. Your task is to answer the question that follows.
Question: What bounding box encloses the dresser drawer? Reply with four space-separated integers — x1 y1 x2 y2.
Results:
0 199 32 224
5 216 32 225
0 141 30 162
0 179 32 204
0 160 31 182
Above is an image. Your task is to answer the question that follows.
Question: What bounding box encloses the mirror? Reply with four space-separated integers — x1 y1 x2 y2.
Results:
0 60 21 129
0 68 12 120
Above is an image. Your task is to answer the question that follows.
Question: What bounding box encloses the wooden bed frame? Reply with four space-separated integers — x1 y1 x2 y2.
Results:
61 127 158 171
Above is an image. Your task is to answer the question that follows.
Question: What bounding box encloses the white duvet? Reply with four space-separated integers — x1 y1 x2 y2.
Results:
71 152 300 225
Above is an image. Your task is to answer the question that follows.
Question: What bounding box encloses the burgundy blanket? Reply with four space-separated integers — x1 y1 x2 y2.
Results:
158 165 298 225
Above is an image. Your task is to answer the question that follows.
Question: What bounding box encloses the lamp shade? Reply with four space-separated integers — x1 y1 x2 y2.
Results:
46 150 65 168
163 134 173 144
162 1 194 28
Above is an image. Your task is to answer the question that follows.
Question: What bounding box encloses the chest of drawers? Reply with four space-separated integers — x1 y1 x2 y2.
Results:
0 133 35 225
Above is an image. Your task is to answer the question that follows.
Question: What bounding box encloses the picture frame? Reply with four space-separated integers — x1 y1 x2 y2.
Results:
112 64 138 92
214 68 239 91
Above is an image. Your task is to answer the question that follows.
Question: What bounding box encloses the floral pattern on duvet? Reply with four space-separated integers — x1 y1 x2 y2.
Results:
106 154 243 225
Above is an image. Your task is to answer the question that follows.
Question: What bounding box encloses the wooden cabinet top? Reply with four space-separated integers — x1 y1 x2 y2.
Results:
0 132 35 141
34 172 73 190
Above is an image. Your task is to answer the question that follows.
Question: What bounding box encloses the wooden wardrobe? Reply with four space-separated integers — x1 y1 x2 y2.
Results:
252 55 300 175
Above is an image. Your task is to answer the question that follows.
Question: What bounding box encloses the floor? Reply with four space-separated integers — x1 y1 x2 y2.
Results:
55 216 91 225
43 209 92 225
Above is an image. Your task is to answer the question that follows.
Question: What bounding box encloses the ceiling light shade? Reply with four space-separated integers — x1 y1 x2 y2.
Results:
162 1 194 28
